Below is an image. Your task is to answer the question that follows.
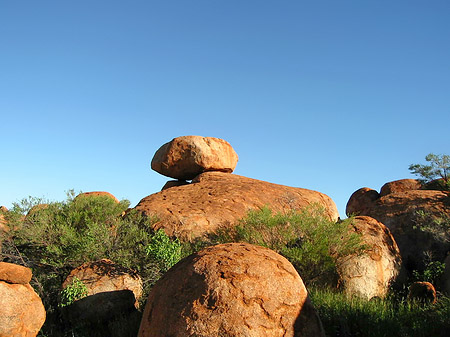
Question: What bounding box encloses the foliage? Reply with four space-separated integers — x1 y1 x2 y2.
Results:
409 153 450 190
310 287 450 337
146 229 182 272
413 260 446 284
0 191 182 336
59 277 88 307
206 205 365 285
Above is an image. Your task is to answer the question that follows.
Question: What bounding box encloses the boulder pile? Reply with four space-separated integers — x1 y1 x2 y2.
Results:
0 262 46 337
138 242 325 337
346 179 450 273
136 136 339 240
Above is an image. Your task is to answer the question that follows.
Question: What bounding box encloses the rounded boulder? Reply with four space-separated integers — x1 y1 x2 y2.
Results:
151 136 239 180
138 242 324 337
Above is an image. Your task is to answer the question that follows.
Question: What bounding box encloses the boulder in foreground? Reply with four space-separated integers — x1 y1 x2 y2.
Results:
138 242 325 337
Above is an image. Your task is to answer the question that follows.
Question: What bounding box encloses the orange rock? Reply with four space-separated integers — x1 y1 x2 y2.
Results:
0 262 32 285
346 188 450 273
0 282 46 337
346 187 380 217
380 179 422 197
74 191 119 203
135 171 339 241
151 136 239 180
337 216 402 299
138 243 325 337
408 281 437 304
0 206 7 232
62 259 142 308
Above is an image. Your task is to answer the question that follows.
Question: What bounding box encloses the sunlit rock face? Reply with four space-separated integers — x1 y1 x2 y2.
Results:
138 243 325 337
346 180 450 273
151 135 239 180
337 216 402 300
135 171 339 241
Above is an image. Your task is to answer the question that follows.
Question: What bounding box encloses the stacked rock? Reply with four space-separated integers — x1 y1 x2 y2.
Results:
151 135 239 188
0 262 46 337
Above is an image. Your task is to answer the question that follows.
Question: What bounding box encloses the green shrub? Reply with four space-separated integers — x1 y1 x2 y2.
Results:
146 229 182 272
207 205 365 286
0 191 182 336
59 277 88 308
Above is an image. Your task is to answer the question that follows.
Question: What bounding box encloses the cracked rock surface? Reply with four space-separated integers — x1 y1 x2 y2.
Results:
138 242 325 337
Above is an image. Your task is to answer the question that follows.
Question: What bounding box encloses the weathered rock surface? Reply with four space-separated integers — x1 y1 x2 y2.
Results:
63 259 142 305
346 187 380 216
135 171 339 240
138 242 325 337
336 216 401 299
151 136 239 180
408 281 437 304
346 186 450 272
380 179 421 197
0 262 33 285
62 259 143 322
0 272 46 337
74 191 119 203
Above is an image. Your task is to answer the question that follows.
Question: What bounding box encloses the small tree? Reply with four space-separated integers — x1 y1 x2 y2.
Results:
409 153 450 190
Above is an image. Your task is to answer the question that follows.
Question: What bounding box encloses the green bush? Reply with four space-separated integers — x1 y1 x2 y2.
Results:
59 277 88 308
206 205 365 286
146 229 182 272
0 191 183 336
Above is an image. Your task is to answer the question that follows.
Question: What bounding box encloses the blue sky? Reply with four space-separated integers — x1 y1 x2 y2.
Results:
1 0 449 217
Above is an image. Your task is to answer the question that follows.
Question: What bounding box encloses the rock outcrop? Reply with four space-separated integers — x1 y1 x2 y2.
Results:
138 242 325 337
0 206 7 232
135 171 339 240
346 180 450 272
336 216 401 299
151 136 239 180
62 259 143 322
379 179 421 197
0 263 46 337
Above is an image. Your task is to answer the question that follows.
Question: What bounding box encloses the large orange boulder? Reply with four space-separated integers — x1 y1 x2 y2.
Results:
135 171 339 240
336 216 402 299
346 187 380 216
346 182 450 272
151 136 239 180
138 242 325 337
0 264 46 337
62 259 143 322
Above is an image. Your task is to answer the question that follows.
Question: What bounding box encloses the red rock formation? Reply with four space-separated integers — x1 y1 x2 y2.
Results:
380 179 421 197
0 264 46 337
337 216 401 299
138 243 325 337
346 187 380 216
135 171 339 241
0 262 33 285
151 136 239 180
62 259 142 307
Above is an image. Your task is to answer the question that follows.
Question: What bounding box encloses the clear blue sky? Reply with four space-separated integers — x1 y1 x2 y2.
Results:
1 0 449 217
